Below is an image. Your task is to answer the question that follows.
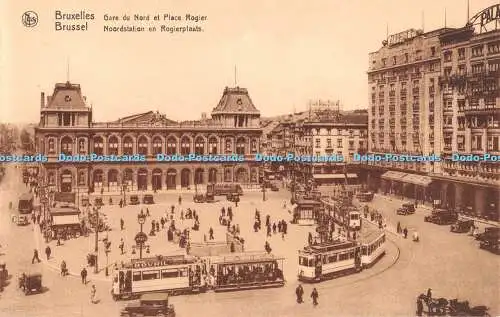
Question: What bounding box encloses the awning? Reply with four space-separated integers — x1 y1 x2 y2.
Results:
401 173 432 187
381 171 407 181
313 174 356 179
52 214 80 226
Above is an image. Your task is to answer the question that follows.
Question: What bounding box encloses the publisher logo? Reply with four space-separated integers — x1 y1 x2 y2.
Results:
22 11 38 27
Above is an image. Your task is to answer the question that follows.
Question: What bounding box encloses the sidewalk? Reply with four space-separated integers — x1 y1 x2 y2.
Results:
375 193 499 227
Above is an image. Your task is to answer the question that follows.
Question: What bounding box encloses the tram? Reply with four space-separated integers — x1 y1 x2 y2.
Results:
322 199 361 230
297 232 386 282
111 254 205 300
208 252 285 292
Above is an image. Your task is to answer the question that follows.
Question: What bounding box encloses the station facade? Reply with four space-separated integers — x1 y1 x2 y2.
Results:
35 82 262 193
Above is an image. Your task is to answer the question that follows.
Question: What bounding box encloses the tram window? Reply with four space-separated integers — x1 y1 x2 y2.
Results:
161 269 179 278
362 247 367 256
339 253 347 261
308 259 315 267
132 271 142 281
329 255 337 262
142 270 160 280
323 256 328 264
180 268 187 277
349 251 355 259
299 257 307 266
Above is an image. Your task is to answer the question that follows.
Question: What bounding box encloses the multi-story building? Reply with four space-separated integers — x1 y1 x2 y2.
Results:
365 4 499 219
35 82 262 193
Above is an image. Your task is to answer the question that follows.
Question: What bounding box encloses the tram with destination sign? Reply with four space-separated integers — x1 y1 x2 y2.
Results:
208 252 285 292
111 254 205 300
298 232 386 282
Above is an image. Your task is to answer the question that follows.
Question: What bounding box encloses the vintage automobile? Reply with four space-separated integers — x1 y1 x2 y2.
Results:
450 219 475 233
81 196 90 207
143 194 155 205
18 272 42 295
356 191 374 202
479 234 500 253
475 227 500 241
270 184 279 192
396 203 415 215
120 293 175 317
16 215 30 226
129 195 140 205
94 197 103 207
424 208 458 225
193 193 205 203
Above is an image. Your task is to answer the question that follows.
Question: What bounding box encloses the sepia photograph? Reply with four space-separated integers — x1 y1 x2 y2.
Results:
0 0 499 316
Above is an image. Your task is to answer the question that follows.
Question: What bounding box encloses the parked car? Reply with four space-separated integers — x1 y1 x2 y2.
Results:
19 272 42 295
143 194 154 204
476 227 500 241
120 293 175 317
129 195 140 205
397 203 415 215
0 262 7 291
450 219 474 233
424 208 458 225
270 184 279 192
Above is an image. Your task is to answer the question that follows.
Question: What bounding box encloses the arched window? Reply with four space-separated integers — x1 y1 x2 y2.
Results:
138 136 148 155
123 136 133 155
209 137 218 154
236 137 246 155
93 136 104 155
108 136 118 155
167 137 177 155
78 170 86 185
194 137 204 155
152 137 163 155
61 136 73 155
181 137 190 155
48 172 55 185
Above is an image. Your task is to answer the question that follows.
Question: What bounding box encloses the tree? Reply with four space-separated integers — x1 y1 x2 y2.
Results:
20 128 34 152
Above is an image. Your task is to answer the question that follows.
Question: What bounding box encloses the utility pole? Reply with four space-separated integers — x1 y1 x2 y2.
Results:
94 206 99 274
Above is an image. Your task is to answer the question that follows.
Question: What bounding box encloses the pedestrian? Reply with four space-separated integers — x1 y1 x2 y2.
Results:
60 260 68 276
308 232 313 245
156 222 160 232
397 221 401 234
37 214 41 224
45 245 51 260
273 223 277 234
120 218 124 231
146 208 150 217
161 218 165 229
171 205 175 213
221 207 225 217
403 227 408 239
32 249 41 263
295 284 304 303
81 267 87 284
416 298 423 316
90 284 97 304
266 215 270 227
180 210 184 221
267 225 272 237
311 287 319 306
119 239 125 255
235 224 240 235
178 195 182 205
426 288 432 301
209 227 214 240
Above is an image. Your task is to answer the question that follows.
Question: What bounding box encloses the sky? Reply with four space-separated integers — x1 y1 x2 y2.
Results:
0 0 498 123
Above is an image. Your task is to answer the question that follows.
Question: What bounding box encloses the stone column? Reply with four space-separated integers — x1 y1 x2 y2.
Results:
454 183 465 209
474 188 486 217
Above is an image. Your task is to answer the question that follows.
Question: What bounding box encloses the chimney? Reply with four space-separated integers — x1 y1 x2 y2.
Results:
40 92 45 108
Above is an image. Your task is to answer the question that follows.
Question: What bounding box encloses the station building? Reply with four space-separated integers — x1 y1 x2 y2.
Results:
34 82 262 193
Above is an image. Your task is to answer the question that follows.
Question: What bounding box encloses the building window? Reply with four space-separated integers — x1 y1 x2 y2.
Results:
167 137 177 155
153 137 163 155
236 137 246 155
108 136 119 155
443 51 452 62
337 138 342 148
326 138 332 148
382 58 386 66
78 171 86 186
48 172 55 185
93 137 104 155
78 138 86 154
251 139 257 153
138 136 148 155
348 141 354 150
487 42 500 54
349 130 354 138
431 46 436 57
225 139 233 153
458 48 465 60
209 137 218 154
392 56 397 65
404 53 409 63
488 136 499 151
181 137 190 155
48 138 55 153
472 135 482 151
315 138 320 148
194 137 205 155
61 136 73 155
471 45 483 57
123 136 133 155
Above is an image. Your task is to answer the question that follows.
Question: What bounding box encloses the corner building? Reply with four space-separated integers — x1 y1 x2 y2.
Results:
365 5 500 219
35 82 262 193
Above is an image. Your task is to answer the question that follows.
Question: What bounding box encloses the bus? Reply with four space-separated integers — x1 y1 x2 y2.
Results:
111 255 205 300
298 232 386 282
18 193 34 214
208 252 285 292
208 183 243 196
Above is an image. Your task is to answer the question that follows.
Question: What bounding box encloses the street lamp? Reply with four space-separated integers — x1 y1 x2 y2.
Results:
93 205 100 274
135 213 148 259
103 231 111 276
262 184 266 201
